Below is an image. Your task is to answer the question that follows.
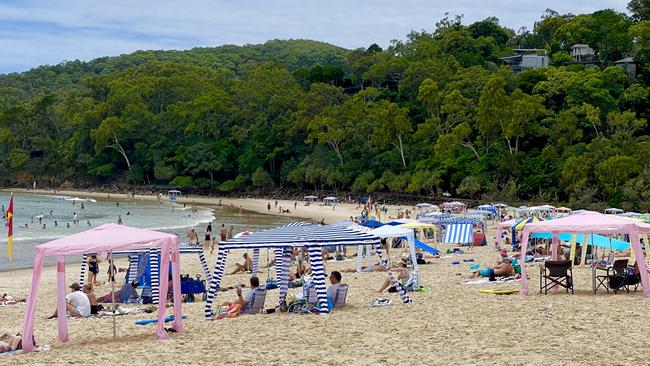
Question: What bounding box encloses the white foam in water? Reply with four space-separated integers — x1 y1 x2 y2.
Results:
0 192 291 271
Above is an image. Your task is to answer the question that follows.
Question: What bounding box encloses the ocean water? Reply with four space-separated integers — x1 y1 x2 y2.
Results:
0 192 293 271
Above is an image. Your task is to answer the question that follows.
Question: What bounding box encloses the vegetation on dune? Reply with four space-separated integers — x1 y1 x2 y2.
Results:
1 4 650 211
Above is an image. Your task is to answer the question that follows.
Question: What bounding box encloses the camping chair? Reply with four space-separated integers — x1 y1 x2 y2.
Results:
304 286 319 304
540 260 574 294
333 284 348 308
594 259 630 293
243 288 267 314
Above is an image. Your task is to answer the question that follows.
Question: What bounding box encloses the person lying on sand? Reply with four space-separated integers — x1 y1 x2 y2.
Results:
47 282 90 318
468 259 514 279
229 253 253 275
96 281 139 303
1 293 26 305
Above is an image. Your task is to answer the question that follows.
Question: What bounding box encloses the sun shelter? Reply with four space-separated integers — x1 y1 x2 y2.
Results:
323 196 338 206
79 245 211 304
204 224 386 318
519 212 650 296
368 225 419 286
511 217 544 247
21 224 183 352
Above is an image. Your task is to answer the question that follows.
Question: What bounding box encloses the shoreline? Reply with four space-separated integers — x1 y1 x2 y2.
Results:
3 188 366 224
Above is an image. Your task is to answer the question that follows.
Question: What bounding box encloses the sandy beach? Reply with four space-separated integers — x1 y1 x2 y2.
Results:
2 189 650 365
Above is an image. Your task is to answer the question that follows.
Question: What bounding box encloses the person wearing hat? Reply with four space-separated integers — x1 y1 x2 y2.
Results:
48 282 91 318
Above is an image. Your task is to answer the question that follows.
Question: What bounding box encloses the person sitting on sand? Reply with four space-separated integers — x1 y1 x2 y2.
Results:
229 253 253 275
327 271 343 301
469 259 514 279
221 276 259 309
83 283 102 315
377 259 411 293
48 283 90 318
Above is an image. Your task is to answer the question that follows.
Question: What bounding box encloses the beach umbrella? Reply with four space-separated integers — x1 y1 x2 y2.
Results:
511 217 544 246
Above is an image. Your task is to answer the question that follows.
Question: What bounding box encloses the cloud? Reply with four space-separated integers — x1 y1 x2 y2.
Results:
0 0 630 73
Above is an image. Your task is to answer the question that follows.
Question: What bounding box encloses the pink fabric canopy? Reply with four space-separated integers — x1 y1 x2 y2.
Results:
519 212 650 296
496 219 517 245
21 224 184 352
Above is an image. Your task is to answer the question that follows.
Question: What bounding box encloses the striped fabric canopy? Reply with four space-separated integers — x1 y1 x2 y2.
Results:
512 217 544 231
219 224 381 250
439 216 484 226
443 223 474 244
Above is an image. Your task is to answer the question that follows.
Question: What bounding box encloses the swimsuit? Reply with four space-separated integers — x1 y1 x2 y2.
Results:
89 261 99 275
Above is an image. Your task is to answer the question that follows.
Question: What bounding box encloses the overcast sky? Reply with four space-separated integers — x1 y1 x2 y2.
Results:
0 0 630 74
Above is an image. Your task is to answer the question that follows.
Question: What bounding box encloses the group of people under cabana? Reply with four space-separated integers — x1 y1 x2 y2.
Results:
203 222 421 319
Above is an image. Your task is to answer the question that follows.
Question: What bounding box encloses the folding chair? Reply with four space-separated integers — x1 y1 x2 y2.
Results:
243 288 267 314
333 284 348 308
607 259 629 294
540 260 574 294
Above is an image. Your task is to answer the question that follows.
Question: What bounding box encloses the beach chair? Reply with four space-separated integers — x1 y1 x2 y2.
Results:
243 288 267 314
539 260 573 294
333 284 348 308
604 259 629 294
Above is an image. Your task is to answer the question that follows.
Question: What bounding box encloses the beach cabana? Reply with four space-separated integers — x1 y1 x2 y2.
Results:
496 219 518 245
605 208 624 215
323 196 338 206
441 201 466 213
368 225 419 285
519 213 650 296
21 224 183 352
167 190 181 201
78 245 211 304
555 207 572 214
360 220 384 228
204 224 392 318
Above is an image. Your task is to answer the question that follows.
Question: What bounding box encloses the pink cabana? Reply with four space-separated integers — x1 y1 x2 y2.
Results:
519 212 650 296
496 219 517 245
21 224 183 352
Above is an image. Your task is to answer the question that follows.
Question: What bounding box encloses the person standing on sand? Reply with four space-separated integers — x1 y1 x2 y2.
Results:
294 202 297 211
117 215 123 225
228 225 234 240
205 223 213 251
187 228 198 246
220 224 227 243
275 200 278 208
267 203 271 212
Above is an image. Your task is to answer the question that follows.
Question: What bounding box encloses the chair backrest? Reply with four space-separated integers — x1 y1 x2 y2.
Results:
333 284 348 308
246 288 267 314
545 260 572 277
304 286 319 303
612 259 629 275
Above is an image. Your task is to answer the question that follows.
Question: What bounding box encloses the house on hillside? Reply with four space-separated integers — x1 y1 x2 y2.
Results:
615 56 637 80
499 49 549 73
571 44 596 63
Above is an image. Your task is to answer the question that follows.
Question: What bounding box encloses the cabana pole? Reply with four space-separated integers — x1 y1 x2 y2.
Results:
111 250 116 340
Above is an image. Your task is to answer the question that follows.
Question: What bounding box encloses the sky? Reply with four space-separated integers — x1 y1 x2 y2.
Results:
0 0 630 74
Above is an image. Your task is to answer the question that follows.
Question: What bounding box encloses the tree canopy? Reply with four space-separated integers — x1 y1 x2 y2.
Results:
1 5 649 211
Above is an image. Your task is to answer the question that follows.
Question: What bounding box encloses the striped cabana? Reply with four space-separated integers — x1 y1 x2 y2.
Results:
204 224 383 318
250 222 312 276
443 224 474 244
80 245 211 304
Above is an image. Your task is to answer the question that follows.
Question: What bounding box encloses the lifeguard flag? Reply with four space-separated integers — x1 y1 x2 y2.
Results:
7 193 13 260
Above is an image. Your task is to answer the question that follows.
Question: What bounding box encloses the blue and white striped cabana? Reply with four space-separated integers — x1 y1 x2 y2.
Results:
80 245 211 304
204 223 400 318
443 224 474 244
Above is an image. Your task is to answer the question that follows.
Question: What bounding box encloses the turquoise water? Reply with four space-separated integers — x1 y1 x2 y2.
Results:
0 192 292 271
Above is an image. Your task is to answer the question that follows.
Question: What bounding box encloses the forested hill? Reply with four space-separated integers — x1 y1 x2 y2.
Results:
1 5 650 211
0 39 350 95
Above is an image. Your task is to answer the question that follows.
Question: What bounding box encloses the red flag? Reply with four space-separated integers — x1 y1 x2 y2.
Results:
7 193 13 259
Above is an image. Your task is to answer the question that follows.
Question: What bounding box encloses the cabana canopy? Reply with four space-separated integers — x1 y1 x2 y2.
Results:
360 220 384 228
519 213 650 296
368 225 412 238
22 224 183 352
605 208 624 214
204 224 393 317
